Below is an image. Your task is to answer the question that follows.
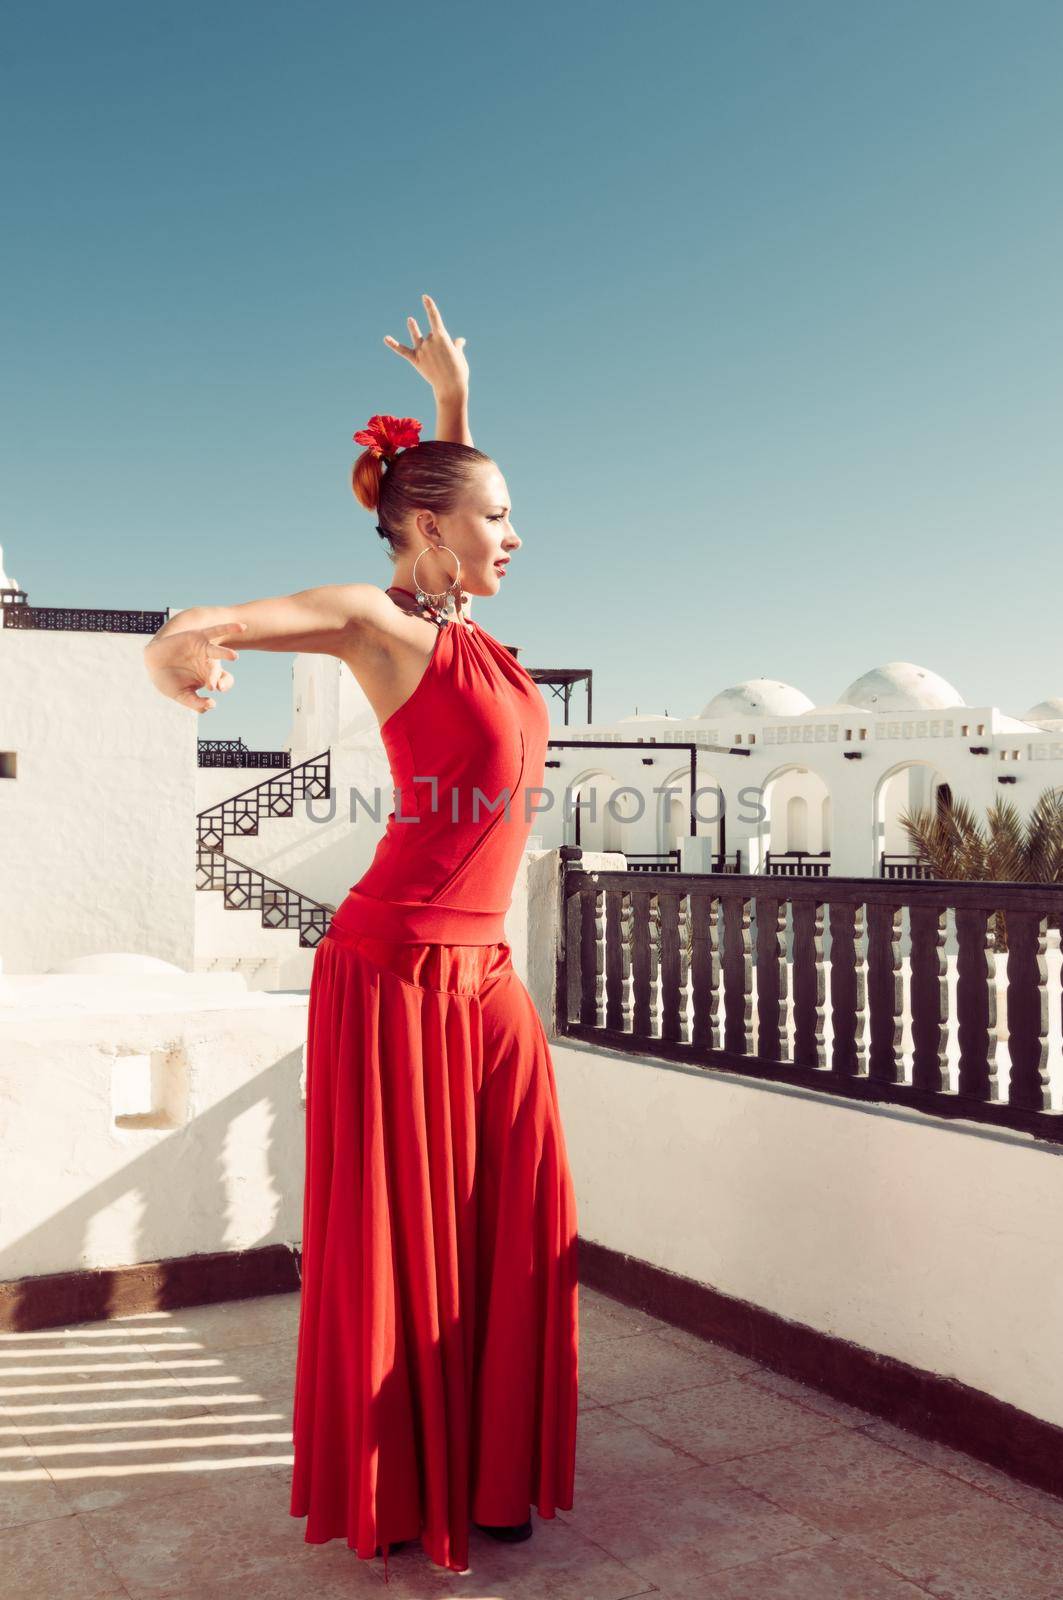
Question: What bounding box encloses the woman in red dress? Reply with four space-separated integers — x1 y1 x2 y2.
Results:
143 295 579 1582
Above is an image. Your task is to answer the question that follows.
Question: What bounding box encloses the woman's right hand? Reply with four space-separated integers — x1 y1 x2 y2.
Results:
143 621 247 713
384 293 469 397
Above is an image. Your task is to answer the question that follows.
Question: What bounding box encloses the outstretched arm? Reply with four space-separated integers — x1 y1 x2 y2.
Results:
384 293 473 446
143 584 388 713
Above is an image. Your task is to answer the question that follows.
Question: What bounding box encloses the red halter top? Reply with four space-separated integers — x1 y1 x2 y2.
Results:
328 589 551 944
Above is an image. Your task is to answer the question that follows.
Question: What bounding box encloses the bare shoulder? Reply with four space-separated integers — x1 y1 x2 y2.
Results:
327 582 398 631
331 582 426 651
331 583 442 727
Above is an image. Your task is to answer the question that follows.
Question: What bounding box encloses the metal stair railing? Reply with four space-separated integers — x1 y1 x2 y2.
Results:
195 748 335 948
196 847 335 948
197 750 330 852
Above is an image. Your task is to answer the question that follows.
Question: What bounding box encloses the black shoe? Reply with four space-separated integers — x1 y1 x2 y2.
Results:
374 1538 413 1556
472 1517 533 1542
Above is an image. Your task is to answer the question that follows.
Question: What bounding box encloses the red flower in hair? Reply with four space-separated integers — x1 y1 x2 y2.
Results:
353 413 423 460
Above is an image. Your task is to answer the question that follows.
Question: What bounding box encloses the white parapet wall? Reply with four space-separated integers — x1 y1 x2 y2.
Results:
552 1035 1063 1431
0 971 309 1281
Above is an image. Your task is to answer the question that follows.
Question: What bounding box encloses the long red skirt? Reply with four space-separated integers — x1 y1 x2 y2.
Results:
289 925 579 1579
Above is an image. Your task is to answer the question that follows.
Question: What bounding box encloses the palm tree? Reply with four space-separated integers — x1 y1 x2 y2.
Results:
898 786 1063 950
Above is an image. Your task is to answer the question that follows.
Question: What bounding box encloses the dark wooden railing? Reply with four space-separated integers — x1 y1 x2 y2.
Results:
765 850 831 877
881 852 934 880
557 861 1063 1144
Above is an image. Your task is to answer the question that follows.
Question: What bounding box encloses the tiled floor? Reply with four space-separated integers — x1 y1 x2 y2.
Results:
3 1285 1063 1598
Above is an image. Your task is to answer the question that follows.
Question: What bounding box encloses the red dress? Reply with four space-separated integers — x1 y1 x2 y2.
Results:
289 593 579 1580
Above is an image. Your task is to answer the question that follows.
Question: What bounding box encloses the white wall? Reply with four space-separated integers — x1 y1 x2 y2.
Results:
0 628 197 973
552 1035 1063 1430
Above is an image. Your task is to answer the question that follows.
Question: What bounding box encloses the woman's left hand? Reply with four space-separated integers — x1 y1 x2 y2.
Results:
384 294 469 397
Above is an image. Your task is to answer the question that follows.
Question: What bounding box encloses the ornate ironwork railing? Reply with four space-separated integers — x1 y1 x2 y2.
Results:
557 859 1063 1145
1 603 167 633
197 751 330 851
198 738 292 769
196 848 334 948
881 852 935 880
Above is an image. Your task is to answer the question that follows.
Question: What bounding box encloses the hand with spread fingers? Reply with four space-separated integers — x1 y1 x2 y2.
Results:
384 293 469 398
144 621 247 714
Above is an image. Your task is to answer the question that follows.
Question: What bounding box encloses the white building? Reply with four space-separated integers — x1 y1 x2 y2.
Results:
540 662 1063 878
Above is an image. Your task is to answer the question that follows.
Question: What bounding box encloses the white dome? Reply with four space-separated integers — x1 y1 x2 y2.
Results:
699 679 815 720
839 662 965 713
1022 697 1063 723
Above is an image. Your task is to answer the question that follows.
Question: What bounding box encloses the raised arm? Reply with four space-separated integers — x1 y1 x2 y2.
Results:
384 293 473 446
434 387 473 447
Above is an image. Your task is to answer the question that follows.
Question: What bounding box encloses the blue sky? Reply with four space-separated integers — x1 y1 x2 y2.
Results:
4 0 1061 747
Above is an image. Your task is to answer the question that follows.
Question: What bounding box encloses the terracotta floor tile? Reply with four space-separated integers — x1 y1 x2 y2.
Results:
367 1508 656 1598
613 1373 845 1464
0 1510 130 1600
0 1324 166 1359
0 1436 74 1530
577 1286 671 1343
143 1339 296 1419
840 1499 1063 1598
864 1419 1063 1534
579 1328 763 1405
9 1287 1056 1600
739 1365 882 1427
687 1539 936 1598
558 1458 831 1581
650 1322 762 1371
569 1405 708 1493
577 1380 603 1412
75 1471 317 1596
19 1406 294 1516
720 1426 993 1536
132 1294 300 1356
0 1357 152 1414
0 1346 222 1420
148 1556 389 1600
0 1359 218 1469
